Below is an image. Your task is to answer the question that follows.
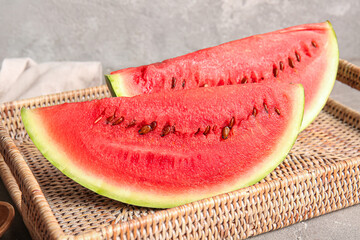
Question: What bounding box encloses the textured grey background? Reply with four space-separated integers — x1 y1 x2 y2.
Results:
0 0 359 74
0 0 360 239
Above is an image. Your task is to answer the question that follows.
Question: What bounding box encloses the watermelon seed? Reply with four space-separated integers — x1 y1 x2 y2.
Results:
139 125 152 135
252 107 258 117
150 121 157 130
241 77 248 84
273 65 279 78
263 103 269 113
200 83 209 87
295 51 301 62
212 125 217 132
275 107 281 115
288 57 295 68
112 116 124 125
229 117 235 129
279 61 284 71
251 74 257 83
171 77 176 89
161 125 171 137
94 116 103 124
203 126 211 136
222 126 230 140
107 115 115 123
195 128 201 135
311 41 317 48
126 119 137 128
182 80 186 88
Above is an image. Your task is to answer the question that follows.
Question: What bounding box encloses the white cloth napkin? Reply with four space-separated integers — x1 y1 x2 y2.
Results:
0 58 103 103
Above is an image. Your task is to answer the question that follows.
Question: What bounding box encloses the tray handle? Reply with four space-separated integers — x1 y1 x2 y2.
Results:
337 59 360 91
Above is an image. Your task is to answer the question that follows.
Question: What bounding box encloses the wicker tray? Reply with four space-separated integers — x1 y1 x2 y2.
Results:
0 59 359 240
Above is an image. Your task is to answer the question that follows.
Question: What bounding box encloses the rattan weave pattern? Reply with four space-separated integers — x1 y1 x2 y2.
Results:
0 59 359 239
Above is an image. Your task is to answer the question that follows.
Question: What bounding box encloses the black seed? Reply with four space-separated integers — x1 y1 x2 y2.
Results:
222 126 230 140
112 116 124 125
279 61 284 71
107 115 115 123
263 103 269 113
150 121 157 130
273 65 279 78
171 77 176 89
295 52 301 62
288 57 295 68
139 125 152 135
229 117 235 129
195 128 201 135
252 107 258 117
212 125 217 132
126 119 136 128
275 107 281 115
182 80 186 88
241 77 248 84
203 126 211 136
311 41 317 48
161 125 171 137
94 116 103 124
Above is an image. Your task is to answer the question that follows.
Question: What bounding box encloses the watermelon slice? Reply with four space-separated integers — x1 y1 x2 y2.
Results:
106 21 338 131
22 82 304 208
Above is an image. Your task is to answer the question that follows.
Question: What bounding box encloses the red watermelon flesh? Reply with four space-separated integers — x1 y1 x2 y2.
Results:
106 21 338 131
21 82 304 208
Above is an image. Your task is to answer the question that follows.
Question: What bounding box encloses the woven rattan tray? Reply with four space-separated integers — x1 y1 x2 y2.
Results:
1 59 360 239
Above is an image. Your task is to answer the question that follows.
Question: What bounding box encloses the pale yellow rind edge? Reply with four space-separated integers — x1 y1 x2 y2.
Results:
300 21 339 131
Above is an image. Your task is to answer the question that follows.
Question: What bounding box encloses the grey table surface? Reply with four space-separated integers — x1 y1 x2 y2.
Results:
0 60 359 239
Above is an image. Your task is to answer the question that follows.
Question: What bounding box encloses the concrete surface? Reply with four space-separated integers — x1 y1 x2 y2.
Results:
0 1 360 239
0 0 360 72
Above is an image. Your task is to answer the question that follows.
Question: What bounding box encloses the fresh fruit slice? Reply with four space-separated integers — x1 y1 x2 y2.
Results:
106 21 338 131
22 82 304 208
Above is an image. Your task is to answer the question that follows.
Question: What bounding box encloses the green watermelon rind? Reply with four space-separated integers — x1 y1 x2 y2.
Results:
105 74 120 97
105 74 134 97
21 85 304 208
299 20 339 131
